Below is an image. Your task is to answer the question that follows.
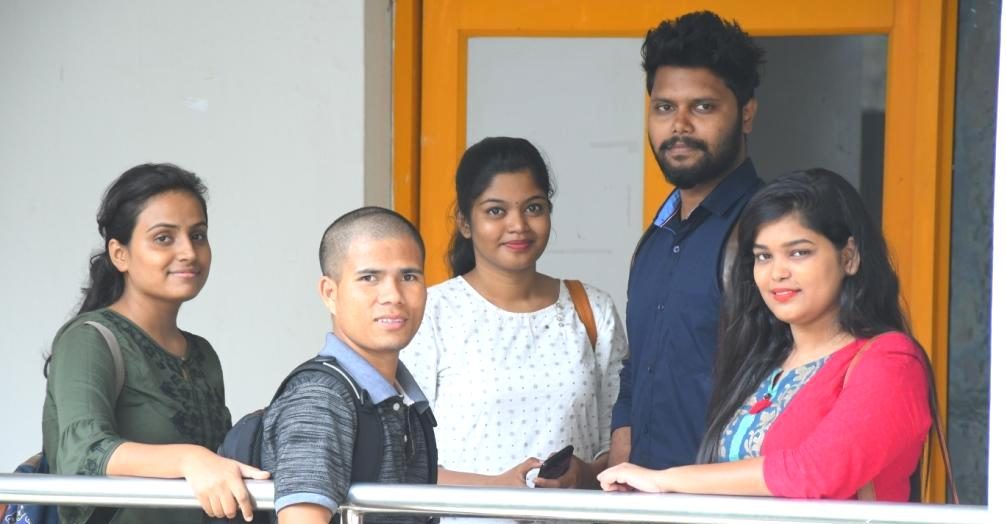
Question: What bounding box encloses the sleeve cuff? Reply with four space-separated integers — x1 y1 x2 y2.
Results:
275 492 340 515
610 407 630 431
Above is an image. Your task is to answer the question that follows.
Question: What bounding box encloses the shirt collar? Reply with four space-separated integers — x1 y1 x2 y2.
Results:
653 158 760 227
317 332 429 407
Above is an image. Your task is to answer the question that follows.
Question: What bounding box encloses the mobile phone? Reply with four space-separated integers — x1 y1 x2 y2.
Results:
537 445 574 479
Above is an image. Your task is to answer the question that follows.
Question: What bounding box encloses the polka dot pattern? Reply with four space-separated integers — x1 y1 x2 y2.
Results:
401 277 628 475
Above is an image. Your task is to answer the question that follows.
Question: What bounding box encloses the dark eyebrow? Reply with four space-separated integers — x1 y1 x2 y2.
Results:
478 195 548 206
752 239 815 250
652 95 722 103
355 267 424 276
145 221 208 233
146 223 179 232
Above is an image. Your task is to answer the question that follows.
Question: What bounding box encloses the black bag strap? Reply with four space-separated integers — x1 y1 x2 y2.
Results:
417 407 439 484
274 357 384 483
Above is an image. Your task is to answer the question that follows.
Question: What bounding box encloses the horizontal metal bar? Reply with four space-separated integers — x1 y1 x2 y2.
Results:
346 484 990 524
0 474 990 524
0 474 275 510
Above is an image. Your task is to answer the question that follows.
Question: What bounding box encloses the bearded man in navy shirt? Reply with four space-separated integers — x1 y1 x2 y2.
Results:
609 11 766 469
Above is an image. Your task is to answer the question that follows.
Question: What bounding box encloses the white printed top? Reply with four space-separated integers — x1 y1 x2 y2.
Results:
401 276 627 475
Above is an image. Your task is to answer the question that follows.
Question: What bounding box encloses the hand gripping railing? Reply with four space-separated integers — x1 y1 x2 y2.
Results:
0 474 991 524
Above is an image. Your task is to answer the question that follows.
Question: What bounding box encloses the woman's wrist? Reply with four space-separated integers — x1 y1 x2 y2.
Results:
176 444 212 477
656 465 685 493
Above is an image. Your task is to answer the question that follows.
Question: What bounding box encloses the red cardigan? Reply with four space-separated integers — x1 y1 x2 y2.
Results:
761 332 931 501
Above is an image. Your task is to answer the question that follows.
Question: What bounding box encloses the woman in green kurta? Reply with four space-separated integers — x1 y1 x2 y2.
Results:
41 163 268 524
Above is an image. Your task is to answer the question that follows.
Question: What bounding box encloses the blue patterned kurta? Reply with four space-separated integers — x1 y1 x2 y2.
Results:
719 356 830 461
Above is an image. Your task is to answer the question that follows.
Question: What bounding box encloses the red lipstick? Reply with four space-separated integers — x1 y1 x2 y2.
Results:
770 288 798 303
503 240 532 252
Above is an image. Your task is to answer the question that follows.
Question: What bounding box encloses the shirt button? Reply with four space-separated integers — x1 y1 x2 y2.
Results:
656 303 664 311
648 366 654 373
672 245 681 253
393 402 401 411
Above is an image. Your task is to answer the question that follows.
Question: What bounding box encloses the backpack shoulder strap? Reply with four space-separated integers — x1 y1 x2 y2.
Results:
418 407 439 484
564 280 597 351
280 358 384 483
83 320 125 400
269 358 356 402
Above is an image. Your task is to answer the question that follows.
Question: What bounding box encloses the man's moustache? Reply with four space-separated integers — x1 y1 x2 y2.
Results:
660 137 708 152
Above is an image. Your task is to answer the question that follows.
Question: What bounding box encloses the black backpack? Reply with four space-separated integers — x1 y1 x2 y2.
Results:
215 357 386 524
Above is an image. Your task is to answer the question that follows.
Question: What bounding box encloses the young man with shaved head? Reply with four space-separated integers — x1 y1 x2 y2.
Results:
260 207 436 524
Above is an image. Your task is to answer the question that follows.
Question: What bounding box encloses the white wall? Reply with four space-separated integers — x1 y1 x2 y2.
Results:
467 38 646 321
0 0 391 469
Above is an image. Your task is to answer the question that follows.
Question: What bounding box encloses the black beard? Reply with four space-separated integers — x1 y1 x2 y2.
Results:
652 119 744 189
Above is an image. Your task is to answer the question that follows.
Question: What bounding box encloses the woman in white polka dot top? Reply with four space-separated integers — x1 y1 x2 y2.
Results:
401 137 628 489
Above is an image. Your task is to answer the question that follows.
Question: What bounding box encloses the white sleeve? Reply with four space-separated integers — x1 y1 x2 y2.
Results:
400 301 444 407
587 285 628 456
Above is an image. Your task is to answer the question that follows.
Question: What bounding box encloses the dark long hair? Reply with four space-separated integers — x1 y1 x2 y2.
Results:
697 169 912 463
76 163 208 315
44 163 207 377
447 137 554 276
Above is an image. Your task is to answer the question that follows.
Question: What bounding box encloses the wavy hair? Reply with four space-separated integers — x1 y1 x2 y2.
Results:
642 11 765 105
697 169 914 464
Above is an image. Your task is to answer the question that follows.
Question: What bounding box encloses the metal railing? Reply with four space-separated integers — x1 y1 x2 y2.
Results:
0 474 990 524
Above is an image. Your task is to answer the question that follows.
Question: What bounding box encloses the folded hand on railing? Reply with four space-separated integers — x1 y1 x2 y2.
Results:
180 446 270 521
597 462 661 493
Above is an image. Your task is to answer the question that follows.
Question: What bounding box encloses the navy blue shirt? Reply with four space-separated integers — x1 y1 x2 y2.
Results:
611 159 763 469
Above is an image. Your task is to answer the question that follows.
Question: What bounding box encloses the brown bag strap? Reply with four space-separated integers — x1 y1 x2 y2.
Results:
929 380 960 503
564 280 597 350
845 334 959 503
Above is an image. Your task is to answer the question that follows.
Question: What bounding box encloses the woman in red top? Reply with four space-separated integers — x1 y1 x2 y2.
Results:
598 169 934 501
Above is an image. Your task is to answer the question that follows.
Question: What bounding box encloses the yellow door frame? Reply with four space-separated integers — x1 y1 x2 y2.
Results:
394 0 958 502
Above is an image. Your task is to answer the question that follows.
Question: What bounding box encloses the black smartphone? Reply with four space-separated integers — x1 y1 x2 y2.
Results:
537 445 574 479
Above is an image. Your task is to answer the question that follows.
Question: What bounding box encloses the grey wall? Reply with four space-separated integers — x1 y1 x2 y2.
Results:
0 0 391 469
948 0 1000 505
750 37 871 184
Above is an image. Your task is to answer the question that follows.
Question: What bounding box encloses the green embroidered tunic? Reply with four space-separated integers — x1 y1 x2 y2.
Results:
42 309 231 524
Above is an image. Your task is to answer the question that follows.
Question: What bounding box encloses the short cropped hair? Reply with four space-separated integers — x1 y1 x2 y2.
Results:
642 11 765 106
318 207 425 278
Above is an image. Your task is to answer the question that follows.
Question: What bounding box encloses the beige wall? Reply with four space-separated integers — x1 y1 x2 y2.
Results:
0 0 391 469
